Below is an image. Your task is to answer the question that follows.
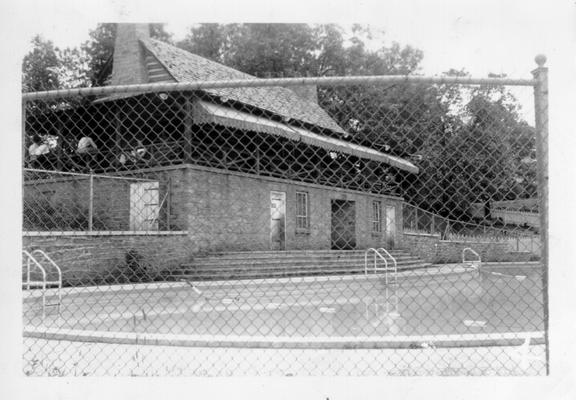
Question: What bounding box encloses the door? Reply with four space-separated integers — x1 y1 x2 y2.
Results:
331 200 356 250
130 181 160 231
385 205 396 248
270 191 286 250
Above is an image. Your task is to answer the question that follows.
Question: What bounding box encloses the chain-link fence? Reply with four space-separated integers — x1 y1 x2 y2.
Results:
21 58 548 376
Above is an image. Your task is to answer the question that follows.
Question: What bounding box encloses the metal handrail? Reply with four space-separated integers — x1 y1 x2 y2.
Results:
22 250 47 321
462 247 482 268
377 248 398 287
23 250 62 321
31 249 62 312
23 250 47 288
377 248 398 271
364 248 388 275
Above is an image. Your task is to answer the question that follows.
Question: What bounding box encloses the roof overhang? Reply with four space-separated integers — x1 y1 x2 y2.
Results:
193 100 419 174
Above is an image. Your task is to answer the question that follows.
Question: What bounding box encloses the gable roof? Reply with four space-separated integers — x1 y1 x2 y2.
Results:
141 38 347 135
100 24 418 174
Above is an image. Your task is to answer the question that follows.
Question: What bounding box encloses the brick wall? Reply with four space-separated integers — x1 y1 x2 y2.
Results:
23 168 190 232
23 233 191 285
180 165 403 252
24 177 131 231
401 232 527 263
23 165 405 283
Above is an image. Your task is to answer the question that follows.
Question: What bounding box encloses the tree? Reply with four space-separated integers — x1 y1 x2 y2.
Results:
81 23 116 87
22 35 62 92
177 24 239 66
397 73 538 220
176 23 423 78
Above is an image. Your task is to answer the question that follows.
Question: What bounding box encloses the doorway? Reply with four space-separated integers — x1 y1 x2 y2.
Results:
129 181 160 231
385 205 396 248
331 200 356 250
270 191 286 250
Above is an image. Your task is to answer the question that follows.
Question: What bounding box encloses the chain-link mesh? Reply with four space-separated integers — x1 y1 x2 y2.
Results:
22 68 548 375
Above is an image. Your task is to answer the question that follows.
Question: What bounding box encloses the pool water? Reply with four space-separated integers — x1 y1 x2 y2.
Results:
68 265 544 338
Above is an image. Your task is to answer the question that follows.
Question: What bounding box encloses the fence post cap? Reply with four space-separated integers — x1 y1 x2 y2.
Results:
534 54 547 68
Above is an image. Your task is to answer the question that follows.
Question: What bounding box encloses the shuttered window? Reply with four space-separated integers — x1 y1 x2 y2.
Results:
296 192 309 230
372 201 382 233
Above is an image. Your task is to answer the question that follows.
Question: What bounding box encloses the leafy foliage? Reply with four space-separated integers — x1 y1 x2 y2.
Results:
177 23 423 77
22 36 63 92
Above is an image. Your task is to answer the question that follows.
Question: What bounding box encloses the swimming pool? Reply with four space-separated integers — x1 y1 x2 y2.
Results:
23 263 544 348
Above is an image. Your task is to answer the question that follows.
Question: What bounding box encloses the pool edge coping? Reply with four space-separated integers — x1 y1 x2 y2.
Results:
23 326 545 350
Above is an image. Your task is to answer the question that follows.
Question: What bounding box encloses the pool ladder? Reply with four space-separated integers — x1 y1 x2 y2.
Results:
364 248 398 315
22 250 62 321
462 247 482 270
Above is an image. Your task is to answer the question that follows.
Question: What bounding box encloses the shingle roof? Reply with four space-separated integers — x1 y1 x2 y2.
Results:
142 38 347 135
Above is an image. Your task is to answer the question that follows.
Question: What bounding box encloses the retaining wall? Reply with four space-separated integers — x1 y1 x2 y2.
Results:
23 232 191 285
401 232 535 263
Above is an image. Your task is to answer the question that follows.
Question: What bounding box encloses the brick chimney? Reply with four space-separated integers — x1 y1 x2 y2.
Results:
110 23 151 86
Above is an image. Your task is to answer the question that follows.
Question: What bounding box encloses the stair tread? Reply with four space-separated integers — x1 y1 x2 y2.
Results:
170 250 428 281
171 264 431 275
178 259 426 267
181 260 422 268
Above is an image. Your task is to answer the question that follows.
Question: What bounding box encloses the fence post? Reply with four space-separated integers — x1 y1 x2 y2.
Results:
532 55 548 267
88 171 94 231
22 100 27 168
167 177 172 230
532 54 549 374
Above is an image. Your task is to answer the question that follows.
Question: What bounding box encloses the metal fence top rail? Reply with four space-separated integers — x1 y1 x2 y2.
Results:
22 74 537 101
23 168 157 183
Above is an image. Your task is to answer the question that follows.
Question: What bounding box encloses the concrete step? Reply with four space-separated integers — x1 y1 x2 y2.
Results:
183 255 421 268
196 251 413 262
170 249 429 281
174 260 428 273
171 263 432 281
206 249 411 259
172 263 431 277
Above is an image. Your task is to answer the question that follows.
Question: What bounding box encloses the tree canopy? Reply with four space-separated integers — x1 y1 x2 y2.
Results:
22 35 63 92
177 23 423 77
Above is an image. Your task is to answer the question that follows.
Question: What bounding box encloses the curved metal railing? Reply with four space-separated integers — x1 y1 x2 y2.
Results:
364 248 388 275
22 250 62 321
462 247 482 269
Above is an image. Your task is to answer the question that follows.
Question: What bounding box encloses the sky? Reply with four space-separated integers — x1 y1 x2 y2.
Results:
5 0 572 123
11 0 565 79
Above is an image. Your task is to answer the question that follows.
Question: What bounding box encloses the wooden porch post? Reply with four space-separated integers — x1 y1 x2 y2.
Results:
184 97 193 163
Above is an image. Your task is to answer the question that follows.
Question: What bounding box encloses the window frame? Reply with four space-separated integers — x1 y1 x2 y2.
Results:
371 200 382 234
295 191 310 233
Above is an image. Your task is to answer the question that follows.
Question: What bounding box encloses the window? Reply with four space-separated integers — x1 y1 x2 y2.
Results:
372 201 382 233
296 192 309 231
